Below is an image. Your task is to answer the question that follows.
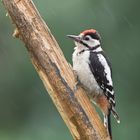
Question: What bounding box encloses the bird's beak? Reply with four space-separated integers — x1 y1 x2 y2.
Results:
67 35 82 42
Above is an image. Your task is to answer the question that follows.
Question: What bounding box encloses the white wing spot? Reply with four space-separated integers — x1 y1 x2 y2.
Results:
97 54 113 86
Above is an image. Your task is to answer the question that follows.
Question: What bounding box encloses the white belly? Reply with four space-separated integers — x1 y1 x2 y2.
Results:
72 50 101 94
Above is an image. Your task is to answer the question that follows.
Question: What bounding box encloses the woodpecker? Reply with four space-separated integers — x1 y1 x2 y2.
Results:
67 29 120 139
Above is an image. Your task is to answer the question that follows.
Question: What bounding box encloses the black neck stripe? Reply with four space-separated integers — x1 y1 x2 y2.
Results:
79 40 100 50
79 41 90 49
89 44 100 50
78 44 101 54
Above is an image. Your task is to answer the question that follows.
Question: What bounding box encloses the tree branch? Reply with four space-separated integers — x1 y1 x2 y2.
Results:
2 0 110 140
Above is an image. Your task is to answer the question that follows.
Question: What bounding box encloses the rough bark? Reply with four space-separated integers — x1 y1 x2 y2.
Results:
2 0 110 140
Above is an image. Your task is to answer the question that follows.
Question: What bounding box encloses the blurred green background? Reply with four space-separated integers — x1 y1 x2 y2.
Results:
0 0 140 140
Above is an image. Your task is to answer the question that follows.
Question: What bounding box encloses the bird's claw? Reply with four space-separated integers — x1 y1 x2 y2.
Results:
73 81 80 93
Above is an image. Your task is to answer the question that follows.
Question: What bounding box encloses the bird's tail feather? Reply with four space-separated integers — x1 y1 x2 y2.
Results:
111 107 120 124
104 112 112 139
104 107 120 139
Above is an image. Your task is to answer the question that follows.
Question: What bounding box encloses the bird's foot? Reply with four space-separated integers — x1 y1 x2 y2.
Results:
73 81 80 93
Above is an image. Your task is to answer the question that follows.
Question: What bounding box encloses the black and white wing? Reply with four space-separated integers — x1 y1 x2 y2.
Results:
89 51 115 106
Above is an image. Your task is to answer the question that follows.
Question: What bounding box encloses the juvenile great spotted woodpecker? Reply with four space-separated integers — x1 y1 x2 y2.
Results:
67 29 120 139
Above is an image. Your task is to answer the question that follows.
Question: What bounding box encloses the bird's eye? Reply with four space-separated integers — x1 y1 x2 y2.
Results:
84 36 90 41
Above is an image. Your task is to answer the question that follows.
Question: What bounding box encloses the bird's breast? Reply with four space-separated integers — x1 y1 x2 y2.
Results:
72 50 101 94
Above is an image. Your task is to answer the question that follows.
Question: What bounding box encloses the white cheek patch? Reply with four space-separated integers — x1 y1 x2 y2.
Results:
83 39 100 48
